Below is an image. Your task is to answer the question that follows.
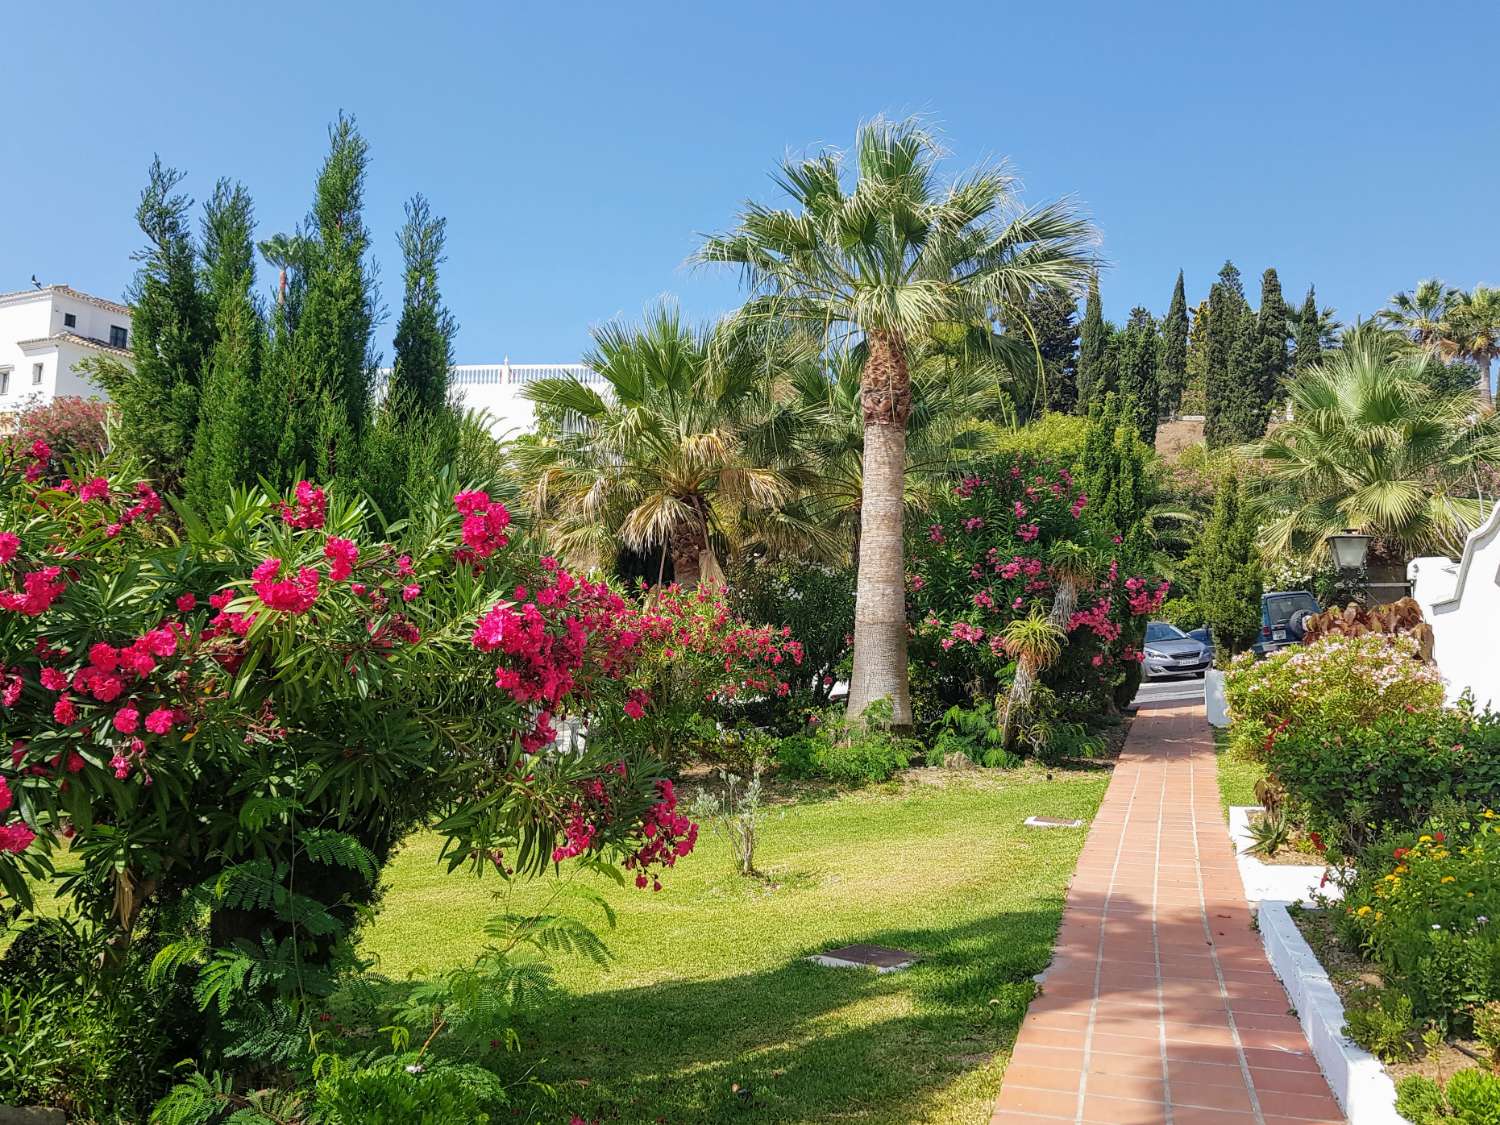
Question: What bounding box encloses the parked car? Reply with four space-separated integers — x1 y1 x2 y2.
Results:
1141 621 1214 679
1251 590 1322 657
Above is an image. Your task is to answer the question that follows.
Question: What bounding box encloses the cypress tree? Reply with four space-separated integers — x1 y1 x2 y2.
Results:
1076 274 1112 410
1004 284 1080 413
185 181 263 519
277 115 377 483
387 195 455 419
1180 299 1210 415
1195 474 1263 654
1158 270 1190 418
1116 306 1161 445
1224 305 1264 444
1294 285 1322 373
1203 262 1250 448
1253 268 1288 429
360 195 460 519
97 159 212 488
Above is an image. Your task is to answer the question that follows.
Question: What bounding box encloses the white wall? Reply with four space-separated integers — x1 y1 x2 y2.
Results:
1409 507 1500 712
380 363 605 437
0 287 128 415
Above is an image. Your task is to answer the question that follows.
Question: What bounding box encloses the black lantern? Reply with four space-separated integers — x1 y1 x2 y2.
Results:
1327 530 1373 573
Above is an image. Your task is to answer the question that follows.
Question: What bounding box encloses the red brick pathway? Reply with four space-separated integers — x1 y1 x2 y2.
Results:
991 701 1345 1124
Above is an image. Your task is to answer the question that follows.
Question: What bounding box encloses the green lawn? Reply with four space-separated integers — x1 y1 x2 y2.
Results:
360 766 1109 1124
1214 726 1265 815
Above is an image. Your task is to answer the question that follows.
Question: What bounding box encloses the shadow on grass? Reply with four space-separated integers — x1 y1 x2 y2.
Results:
503 906 1065 1124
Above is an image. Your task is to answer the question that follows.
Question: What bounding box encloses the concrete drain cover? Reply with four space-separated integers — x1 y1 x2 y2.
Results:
1025 816 1085 829
809 944 918 973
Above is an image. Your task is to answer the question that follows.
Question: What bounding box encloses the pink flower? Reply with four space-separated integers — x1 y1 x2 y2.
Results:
113 706 140 734
324 537 359 582
209 589 235 610
0 823 36 854
251 558 320 613
280 481 327 529
40 666 68 691
0 532 18 567
144 708 174 735
396 554 413 576
53 696 77 724
89 643 119 671
0 776 11 813
401 584 421 602
175 593 197 612
77 477 111 502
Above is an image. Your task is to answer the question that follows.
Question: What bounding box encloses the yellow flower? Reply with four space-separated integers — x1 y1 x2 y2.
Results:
1375 911 1385 921
1419 835 1433 843
1357 905 1373 916
1484 809 1496 819
1441 876 1456 884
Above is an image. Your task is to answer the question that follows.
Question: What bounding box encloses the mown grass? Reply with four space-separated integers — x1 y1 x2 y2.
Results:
360 766 1109 1124
1214 726 1266 816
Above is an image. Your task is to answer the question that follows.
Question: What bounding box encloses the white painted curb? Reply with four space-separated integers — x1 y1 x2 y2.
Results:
1228 805 1334 906
1257 900 1407 1124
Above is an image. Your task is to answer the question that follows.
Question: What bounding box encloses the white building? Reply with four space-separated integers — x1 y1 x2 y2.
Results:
379 360 604 436
1409 505 1500 713
0 285 131 421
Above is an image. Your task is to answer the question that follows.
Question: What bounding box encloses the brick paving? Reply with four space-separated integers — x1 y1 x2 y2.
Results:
991 700 1346 1124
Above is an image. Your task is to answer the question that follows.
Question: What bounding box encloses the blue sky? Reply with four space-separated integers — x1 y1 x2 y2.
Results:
3 0 1497 364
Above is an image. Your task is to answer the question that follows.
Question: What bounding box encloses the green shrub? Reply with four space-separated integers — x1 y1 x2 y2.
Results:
773 733 821 779
1341 984 1416 1061
1340 818 1500 1025
316 1058 502 1124
1224 633 1446 761
1267 707 1500 848
1397 1074 1451 1125
929 703 1015 767
1446 1068 1500 1125
1157 595 1203 630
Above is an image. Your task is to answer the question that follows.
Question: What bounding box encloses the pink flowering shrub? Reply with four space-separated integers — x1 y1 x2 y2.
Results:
0 449 694 972
906 455 1168 726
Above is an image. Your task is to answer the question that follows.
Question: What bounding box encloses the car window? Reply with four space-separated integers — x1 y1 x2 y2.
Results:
1265 593 1320 624
1145 622 1186 643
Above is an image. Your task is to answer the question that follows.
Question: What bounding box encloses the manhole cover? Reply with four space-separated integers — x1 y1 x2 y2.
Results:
809 944 918 973
1025 816 1085 829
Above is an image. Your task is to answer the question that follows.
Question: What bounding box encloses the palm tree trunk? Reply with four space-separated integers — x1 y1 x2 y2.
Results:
849 501 862 571
1001 659 1036 752
1478 355 1495 409
1047 577 1080 631
845 330 912 728
669 518 705 590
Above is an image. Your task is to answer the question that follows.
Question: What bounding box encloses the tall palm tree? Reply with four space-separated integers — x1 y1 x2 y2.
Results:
1247 335 1500 560
789 345 1007 567
697 117 1095 725
1379 278 1461 353
515 304 810 588
998 610 1065 752
1441 285 1500 407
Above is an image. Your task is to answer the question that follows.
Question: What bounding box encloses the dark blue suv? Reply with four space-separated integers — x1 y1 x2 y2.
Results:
1251 590 1322 657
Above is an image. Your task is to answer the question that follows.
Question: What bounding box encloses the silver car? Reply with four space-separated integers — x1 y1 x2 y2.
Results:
1141 621 1213 679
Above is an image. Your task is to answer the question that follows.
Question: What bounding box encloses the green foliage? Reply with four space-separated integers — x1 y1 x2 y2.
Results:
1204 261 1249 448
1246 807 1293 858
1158 270 1190 417
95 158 213 488
931 702 1010 767
1474 1000 1500 1067
315 1058 498 1124
1253 268 1289 423
1193 473 1262 654
1157 595 1203 629
358 194 460 523
1294 285 1323 373
728 556 854 715
276 115 377 483
1342 984 1416 1061
1115 307 1160 444
1398 1068 1500 1125
780 702 917 785
1076 274 1113 409
185 180 264 520
1340 818 1500 1024
1002 283 1081 414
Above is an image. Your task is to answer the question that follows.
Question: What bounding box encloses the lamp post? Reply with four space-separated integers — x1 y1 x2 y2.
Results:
1327 530 1372 604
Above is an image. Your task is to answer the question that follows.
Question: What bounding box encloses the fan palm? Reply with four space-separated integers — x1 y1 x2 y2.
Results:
697 117 1096 724
514 304 807 588
1379 278 1461 352
1440 285 1500 407
1247 335 1500 559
